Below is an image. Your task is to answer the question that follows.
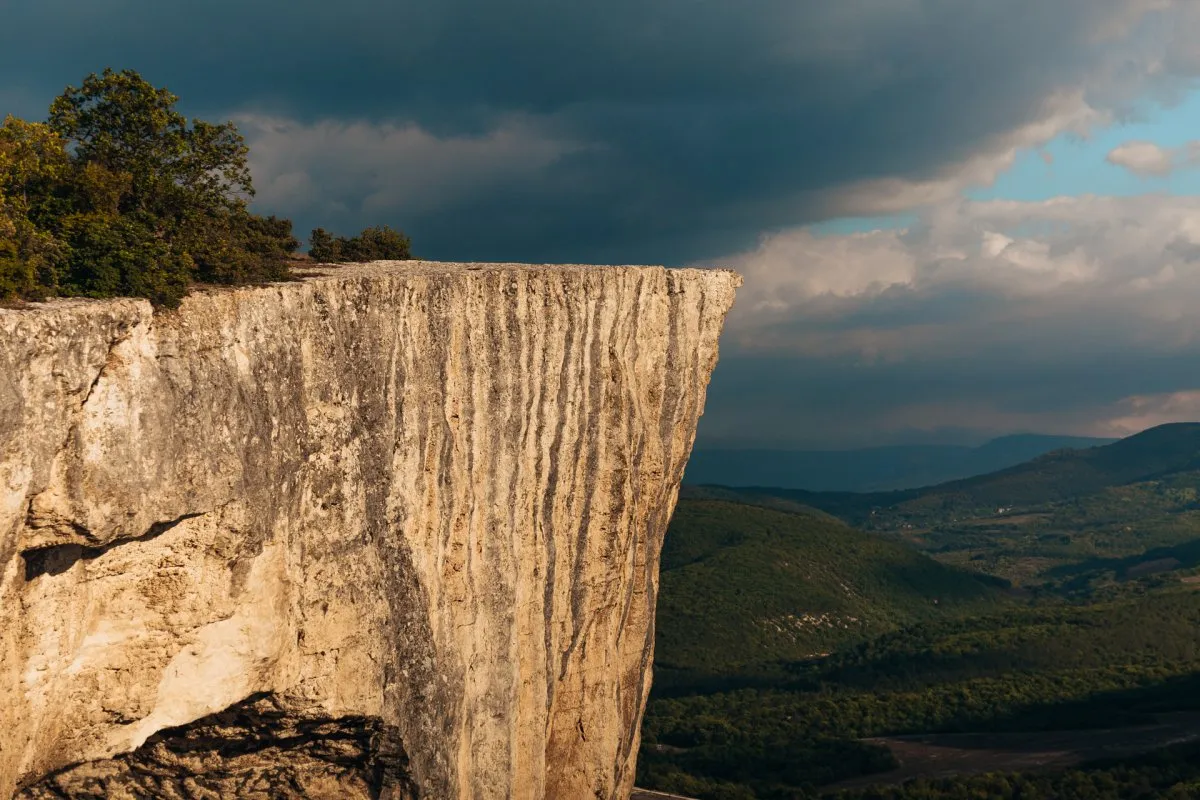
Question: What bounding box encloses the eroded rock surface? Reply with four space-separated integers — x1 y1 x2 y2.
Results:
19 694 417 800
0 261 739 799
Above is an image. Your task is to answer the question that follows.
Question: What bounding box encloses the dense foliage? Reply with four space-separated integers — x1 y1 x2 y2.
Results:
830 742 1200 800
654 501 1005 690
309 225 412 263
642 584 1200 797
644 433 1200 798
701 425 1200 590
1 69 413 307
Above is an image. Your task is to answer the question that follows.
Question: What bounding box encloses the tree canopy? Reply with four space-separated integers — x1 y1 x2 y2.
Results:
309 225 412 263
1 68 412 307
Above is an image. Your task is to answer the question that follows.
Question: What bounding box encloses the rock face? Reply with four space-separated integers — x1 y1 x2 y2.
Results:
0 261 739 799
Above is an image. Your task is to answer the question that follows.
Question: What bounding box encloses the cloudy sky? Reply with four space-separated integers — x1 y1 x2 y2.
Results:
5 1 1200 448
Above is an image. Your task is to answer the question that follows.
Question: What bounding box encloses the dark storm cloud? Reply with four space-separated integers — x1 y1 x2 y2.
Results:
7 2 1200 449
2 1 1191 263
698 350 1200 449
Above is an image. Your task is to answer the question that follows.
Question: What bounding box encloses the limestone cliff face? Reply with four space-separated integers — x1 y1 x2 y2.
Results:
0 261 739 799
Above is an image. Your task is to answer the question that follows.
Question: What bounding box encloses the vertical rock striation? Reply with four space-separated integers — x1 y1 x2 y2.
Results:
0 261 739 799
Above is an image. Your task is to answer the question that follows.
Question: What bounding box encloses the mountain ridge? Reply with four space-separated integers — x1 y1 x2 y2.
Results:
684 433 1116 492
686 423 1200 524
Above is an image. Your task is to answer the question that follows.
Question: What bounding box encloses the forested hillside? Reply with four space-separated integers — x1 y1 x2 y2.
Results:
642 424 1200 798
691 424 1200 589
711 423 1200 526
643 582 1200 797
654 500 1004 690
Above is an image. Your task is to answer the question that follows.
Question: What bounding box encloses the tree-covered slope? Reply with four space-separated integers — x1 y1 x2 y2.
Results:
879 422 1200 521
654 500 1005 678
685 425 1200 588
642 588 1200 798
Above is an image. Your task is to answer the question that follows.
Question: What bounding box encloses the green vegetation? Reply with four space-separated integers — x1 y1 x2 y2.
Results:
1 68 412 307
654 501 1005 690
642 585 1200 797
829 741 1200 799
713 423 1200 521
643 425 1200 798
904 422 1200 511
309 225 412 263
706 424 1200 589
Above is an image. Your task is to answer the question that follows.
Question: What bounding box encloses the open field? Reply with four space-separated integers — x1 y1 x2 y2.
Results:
825 712 1200 792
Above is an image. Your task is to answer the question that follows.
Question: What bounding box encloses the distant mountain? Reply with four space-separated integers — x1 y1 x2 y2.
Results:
690 423 1200 529
662 424 1200 681
654 499 1006 683
683 434 1115 492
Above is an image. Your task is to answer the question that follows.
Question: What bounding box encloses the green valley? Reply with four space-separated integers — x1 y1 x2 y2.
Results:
654 500 1006 691
640 423 1200 798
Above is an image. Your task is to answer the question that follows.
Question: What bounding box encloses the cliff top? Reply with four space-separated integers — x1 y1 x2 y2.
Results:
0 260 742 317
293 260 742 295
297 260 741 278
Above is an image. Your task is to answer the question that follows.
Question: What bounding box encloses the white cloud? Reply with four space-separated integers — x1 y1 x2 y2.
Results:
687 191 1200 446
176 1 1199 262
798 3 1199 223
1106 139 1200 175
719 193 1200 359
1107 140 1174 175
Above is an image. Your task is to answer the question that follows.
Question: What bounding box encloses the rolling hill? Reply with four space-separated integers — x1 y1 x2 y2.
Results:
639 423 1200 798
687 423 1200 587
692 423 1200 523
654 499 1006 683
877 422 1200 518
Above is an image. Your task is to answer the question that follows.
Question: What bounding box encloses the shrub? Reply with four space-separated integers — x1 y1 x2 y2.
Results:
309 225 412 263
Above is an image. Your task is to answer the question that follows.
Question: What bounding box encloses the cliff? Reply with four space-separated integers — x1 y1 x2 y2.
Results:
0 261 739 799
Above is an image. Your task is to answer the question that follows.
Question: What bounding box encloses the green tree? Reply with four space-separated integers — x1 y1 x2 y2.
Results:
0 116 71 217
58 214 192 306
0 117 71 297
48 68 252 221
45 68 297 301
309 227 340 262
1 68 389 305
188 212 298 286
342 224 411 261
308 224 412 262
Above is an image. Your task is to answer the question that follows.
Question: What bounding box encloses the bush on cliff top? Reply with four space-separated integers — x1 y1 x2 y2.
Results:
0 69 412 307
309 225 412 263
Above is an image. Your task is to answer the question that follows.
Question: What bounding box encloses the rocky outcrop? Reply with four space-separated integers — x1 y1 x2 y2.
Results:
0 261 739 799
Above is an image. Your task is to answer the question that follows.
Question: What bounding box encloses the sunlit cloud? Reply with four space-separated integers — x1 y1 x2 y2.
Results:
1107 139 1200 176
694 193 1200 447
1101 389 1200 435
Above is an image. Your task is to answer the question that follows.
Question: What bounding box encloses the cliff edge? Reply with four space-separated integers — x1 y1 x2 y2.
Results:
0 261 739 799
